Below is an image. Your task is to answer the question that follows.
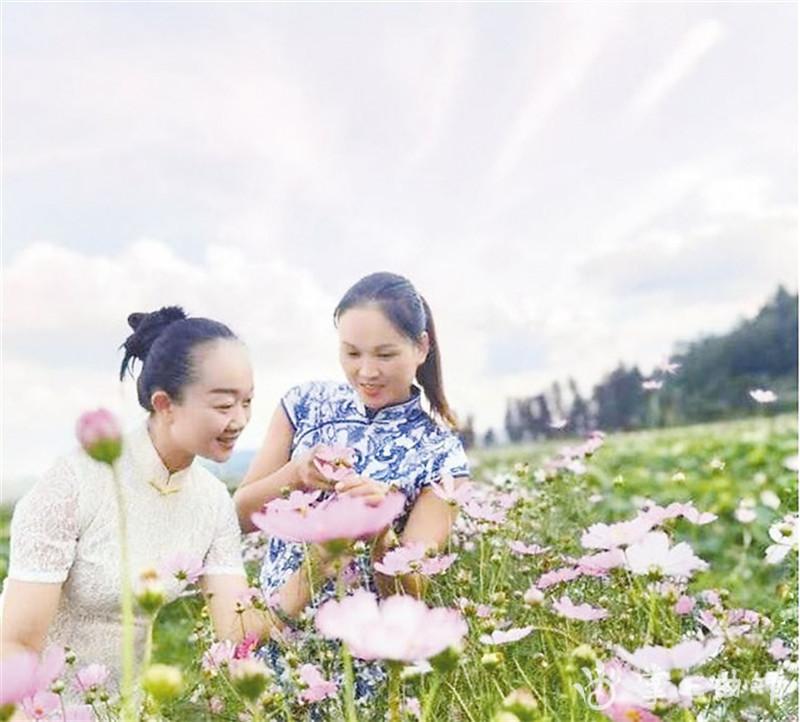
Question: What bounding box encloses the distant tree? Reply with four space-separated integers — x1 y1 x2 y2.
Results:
550 381 565 421
494 286 797 441
567 377 591 434
593 364 645 431
459 414 476 450
504 401 525 443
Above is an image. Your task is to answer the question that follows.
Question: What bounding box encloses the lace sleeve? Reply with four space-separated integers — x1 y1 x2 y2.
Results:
8 456 80 583
203 486 246 578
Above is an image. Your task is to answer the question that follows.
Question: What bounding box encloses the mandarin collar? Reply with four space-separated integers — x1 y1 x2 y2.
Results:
128 423 194 495
352 384 425 424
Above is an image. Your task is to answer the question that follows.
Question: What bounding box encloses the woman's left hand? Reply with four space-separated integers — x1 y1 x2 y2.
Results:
334 475 390 506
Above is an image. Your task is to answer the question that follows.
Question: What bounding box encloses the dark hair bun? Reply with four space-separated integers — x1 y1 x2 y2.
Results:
127 312 146 331
119 306 187 379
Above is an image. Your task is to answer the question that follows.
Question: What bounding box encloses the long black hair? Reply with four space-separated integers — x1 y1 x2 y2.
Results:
334 273 457 428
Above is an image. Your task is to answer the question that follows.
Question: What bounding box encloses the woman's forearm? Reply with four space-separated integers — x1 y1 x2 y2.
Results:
233 461 301 532
276 548 347 619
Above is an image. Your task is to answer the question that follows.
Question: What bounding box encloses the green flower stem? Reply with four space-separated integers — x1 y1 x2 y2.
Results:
143 617 155 669
340 644 358 722
646 590 658 643
420 674 443 722
332 555 358 722
111 462 136 722
387 662 403 722
445 681 477 722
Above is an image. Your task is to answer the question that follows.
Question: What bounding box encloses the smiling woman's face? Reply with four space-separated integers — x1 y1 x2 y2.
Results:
337 304 428 410
161 339 254 462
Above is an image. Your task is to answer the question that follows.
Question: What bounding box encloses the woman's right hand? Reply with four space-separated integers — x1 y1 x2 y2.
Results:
291 446 336 492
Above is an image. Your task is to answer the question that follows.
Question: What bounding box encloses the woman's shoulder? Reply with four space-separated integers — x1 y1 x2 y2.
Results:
191 462 235 499
11 447 104 530
284 379 352 403
281 380 355 425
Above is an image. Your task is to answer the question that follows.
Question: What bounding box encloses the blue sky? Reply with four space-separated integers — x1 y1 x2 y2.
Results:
2 2 797 495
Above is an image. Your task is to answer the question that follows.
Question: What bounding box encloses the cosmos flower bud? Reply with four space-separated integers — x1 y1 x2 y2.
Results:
76 409 122 465
501 688 539 722
142 664 183 702
230 659 271 701
135 568 166 615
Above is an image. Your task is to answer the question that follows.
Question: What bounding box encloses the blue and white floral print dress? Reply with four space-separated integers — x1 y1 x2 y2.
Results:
258 380 470 703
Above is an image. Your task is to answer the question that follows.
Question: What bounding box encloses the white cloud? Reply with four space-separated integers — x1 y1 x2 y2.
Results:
2 239 339 489
489 5 628 184
630 19 725 118
1 4 795 490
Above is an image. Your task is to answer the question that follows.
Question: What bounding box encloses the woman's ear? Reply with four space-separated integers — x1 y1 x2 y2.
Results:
151 390 173 417
416 332 430 364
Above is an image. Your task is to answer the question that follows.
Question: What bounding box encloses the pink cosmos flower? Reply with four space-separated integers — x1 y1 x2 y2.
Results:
456 597 493 618
22 692 62 720
765 514 799 565
202 640 236 674
641 502 717 526
768 638 792 661
18 647 66 704
657 358 681 375
313 445 356 481
535 566 582 589
0 650 39 705
508 540 548 556
479 626 533 645
749 388 777 404
552 595 608 621
403 697 422 720
674 596 696 615
374 542 456 577
75 409 123 465
74 663 110 693
614 637 724 673
702 608 771 639
581 516 657 550
596 659 711 714
496 492 521 510
268 489 322 513
565 459 587 475
462 499 507 524
315 590 467 662
234 633 260 660
161 553 204 588
430 474 473 506
576 549 626 573
252 491 406 543
419 554 457 575
624 532 708 579
594 659 660 720
297 663 337 703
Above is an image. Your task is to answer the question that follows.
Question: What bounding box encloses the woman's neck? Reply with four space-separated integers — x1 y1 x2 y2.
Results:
147 417 194 473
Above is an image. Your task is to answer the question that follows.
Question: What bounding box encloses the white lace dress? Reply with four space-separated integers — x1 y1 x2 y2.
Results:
3 423 245 701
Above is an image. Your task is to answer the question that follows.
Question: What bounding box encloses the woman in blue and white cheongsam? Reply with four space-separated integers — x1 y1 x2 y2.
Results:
234 271 471 709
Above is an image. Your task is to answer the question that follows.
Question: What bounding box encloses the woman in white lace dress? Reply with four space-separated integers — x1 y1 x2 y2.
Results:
0 307 271 703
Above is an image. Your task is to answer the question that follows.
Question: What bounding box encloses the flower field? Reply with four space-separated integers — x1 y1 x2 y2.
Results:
1 413 797 721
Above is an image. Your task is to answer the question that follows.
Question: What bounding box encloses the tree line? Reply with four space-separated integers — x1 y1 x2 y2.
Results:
458 286 797 448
